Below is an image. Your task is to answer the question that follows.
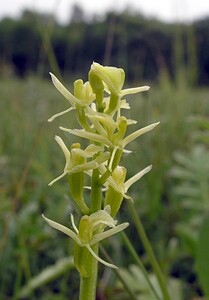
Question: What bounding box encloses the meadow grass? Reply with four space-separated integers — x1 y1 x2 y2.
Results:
1 75 209 299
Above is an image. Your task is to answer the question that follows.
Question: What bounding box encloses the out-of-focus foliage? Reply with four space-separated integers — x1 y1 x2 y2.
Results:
196 214 209 299
169 145 209 255
1 5 209 298
0 7 209 84
115 265 183 300
1 74 208 299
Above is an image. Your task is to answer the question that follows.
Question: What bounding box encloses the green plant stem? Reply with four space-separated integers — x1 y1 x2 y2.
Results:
121 232 162 300
90 169 102 213
79 169 102 300
79 243 99 300
127 201 171 300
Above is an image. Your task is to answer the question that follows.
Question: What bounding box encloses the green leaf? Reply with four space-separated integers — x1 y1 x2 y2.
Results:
116 265 183 300
17 257 74 298
196 213 209 299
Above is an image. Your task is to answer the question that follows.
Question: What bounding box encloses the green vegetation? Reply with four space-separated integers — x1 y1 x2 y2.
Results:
1 72 209 299
1 4 209 299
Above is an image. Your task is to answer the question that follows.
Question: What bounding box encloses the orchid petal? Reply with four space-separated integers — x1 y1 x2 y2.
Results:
48 107 74 122
49 73 80 106
120 99 130 109
123 122 160 147
91 62 125 95
73 145 102 158
126 119 137 125
55 136 70 161
87 206 117 229
124 165 152 192
42 214 81 245
60 127 112 146
121 86 150 96
90 222 129 245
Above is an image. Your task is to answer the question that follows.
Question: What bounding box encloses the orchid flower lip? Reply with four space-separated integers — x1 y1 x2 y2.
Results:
48 171 67 186
59 126 113 147
86 244 118 269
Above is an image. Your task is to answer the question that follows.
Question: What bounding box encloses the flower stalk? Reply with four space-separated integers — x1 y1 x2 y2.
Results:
127 201 171 300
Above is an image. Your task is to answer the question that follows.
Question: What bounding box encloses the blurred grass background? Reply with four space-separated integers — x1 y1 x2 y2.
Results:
1 3 209 300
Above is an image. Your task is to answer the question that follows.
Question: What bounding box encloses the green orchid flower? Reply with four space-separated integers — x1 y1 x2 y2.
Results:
90 62 124 115
105 164 152 201
59 117 158 180
90 62 125 96
42 205 129 270
90 62 150 116
49 136 109 186
85 107 137 137
48 64 150 122
74 79 95 104
60 120 159 149
48 73 95 122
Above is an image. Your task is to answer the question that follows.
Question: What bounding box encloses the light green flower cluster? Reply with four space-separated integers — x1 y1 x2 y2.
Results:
43 62 159 273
